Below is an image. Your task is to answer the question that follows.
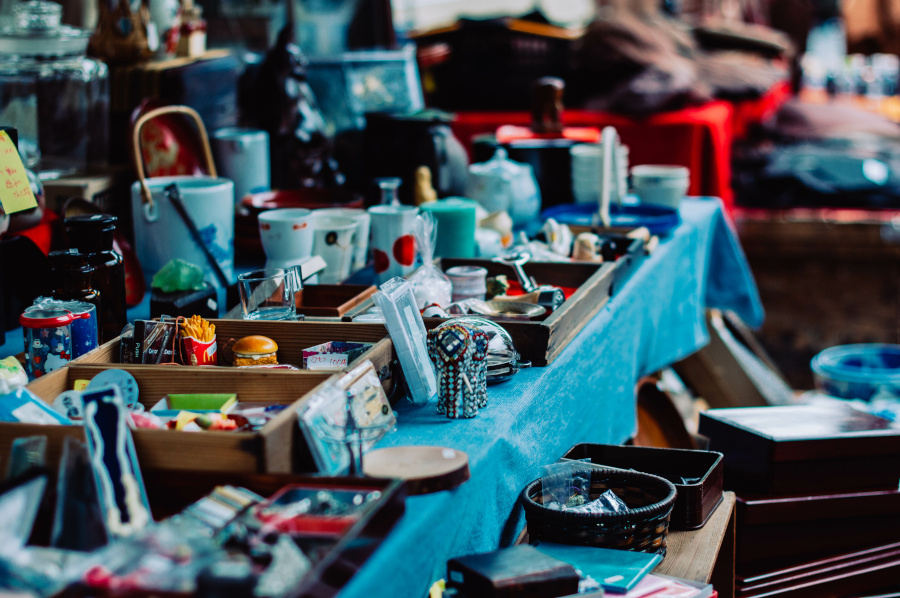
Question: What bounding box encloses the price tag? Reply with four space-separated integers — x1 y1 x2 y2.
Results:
0 131 37 215
306 353 349 371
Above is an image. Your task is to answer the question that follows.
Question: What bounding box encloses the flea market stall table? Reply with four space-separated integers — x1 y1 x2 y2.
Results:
340 197 764 598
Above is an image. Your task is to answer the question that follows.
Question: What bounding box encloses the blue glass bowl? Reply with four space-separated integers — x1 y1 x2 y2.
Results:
541 203 681 236
811 344 900 401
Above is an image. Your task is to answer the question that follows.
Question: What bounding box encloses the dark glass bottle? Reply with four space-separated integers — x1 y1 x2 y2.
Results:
49 249 101 314
64 214 126 342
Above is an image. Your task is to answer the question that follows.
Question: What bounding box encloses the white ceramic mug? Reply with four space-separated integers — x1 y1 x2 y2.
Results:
315 207 371 272
130 176 235 284
258 208 315 271
313 214 357 284
210 127 270 203
368 204 419 284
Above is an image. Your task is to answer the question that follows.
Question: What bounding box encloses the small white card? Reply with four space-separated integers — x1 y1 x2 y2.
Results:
306 354 349 371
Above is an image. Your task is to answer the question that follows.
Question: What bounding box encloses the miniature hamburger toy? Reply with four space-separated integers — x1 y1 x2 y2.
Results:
233 336 278 367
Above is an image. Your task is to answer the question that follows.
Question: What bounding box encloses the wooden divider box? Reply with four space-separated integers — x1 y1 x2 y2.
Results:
341 236 644 366
4 363 334 475
429 259 618 366
74 320 395 389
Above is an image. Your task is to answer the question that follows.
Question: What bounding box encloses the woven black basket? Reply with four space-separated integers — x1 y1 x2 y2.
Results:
521 467 677 555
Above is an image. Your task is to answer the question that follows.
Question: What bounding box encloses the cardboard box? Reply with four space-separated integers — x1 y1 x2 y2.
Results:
41 166 132 213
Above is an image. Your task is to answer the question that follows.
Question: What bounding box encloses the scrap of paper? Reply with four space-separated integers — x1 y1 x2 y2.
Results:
0 130 37 215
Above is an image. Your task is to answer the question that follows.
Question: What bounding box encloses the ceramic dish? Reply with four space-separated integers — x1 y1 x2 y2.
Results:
241 188 364 213
482 300 546 320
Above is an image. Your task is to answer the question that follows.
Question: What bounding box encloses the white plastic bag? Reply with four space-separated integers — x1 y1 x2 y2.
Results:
409 212 452 308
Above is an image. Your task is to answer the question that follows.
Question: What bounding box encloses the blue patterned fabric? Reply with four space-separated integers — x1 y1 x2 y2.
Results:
340 198 763 598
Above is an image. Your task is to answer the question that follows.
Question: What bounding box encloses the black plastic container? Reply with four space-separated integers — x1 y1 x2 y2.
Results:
563 443 724 530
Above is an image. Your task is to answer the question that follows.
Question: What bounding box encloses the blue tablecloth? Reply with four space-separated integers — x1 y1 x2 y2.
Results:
340 198 763 598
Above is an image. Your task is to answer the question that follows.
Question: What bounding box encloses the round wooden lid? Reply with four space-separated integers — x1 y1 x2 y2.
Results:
363 446 470 495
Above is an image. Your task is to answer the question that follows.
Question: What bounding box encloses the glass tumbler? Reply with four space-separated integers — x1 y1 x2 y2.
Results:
237 266 303 321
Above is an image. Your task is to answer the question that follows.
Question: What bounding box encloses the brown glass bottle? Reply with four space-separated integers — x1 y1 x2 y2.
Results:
64 215 126 342
49 249 101 314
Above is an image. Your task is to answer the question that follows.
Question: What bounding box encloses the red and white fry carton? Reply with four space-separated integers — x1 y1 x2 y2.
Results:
182 334 217 366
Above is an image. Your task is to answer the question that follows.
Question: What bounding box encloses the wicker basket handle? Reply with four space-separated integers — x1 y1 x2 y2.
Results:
131 105 217 222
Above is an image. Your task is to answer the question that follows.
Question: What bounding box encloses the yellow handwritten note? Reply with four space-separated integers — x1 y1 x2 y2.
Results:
0 131 37 215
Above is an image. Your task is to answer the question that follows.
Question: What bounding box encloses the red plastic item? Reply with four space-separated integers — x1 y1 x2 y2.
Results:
9 208 56 255
19 309 88 328
451 101 736 213
731 80 792 140
495 124 602 144
504 280 578 301
114 232 146 307
253 484 378 537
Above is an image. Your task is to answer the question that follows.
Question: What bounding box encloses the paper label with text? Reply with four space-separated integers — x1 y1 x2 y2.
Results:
307 353 349 370
0 131 37 215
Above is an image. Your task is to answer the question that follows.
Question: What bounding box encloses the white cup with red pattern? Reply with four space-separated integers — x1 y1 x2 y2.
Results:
259 208 315 271
368 205 418 284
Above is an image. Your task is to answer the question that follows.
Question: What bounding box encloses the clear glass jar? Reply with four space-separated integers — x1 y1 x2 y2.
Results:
0 0 108 178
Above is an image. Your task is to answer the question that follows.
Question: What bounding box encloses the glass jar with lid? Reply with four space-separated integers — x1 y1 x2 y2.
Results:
0 0 108 178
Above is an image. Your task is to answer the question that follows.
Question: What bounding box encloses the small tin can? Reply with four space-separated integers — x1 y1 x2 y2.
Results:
20 309 88 380
446 265 488 303
61 301 98 358
25 300 98 359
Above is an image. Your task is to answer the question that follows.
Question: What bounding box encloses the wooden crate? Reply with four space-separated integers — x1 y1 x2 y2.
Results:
342 235 645 366
428 258 617 366
74 320 393 385
295 285 378 317
5 363 336 475
343 261 617 366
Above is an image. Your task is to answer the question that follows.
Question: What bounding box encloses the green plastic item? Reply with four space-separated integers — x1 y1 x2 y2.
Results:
151 259 206 293
166 394 237 412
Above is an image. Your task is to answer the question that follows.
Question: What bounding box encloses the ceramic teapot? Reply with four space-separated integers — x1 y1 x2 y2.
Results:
467 148 541 228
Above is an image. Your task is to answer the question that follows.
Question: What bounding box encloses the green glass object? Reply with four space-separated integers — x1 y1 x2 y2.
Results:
151 259 206 293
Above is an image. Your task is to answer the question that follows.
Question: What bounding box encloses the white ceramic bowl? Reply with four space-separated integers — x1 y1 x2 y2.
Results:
630 165 689 187
630 165 689 210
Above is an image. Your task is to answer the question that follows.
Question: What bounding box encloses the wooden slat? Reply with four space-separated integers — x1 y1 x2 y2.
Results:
656 492 736 588
295 285 378 317
71 320 392 380
61 364 330 406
